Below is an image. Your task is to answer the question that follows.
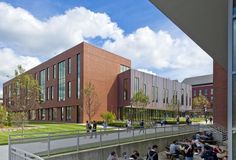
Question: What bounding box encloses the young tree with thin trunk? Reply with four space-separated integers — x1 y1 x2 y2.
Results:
8 65 40 132
130 90 149 121
82 82 100 122
192 95 210 115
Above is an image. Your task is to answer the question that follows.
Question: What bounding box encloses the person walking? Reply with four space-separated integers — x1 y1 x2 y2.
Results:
209 117 213 124
139 120 145 134
85 121 91 138
205 117 208 124
90 120 97 138
146 145 158 160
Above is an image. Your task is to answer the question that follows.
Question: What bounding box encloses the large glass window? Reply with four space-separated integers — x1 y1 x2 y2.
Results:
53 65 56 79
123 79 128 100
166 89 169 104
58 61 65 101
39 70 46 102
41 109 46 120
134 77 139 93
144 84 146 96
61 107 64 120
204 89 208 96
51 86 54 100
156 87 158 102
47 67 50 81
48 108 53 121
199 89 202 96
47 87 50 100
233 75 236 127
181 89 184 105
152 86 155 102
68 81 71 98
66 106 72 121
53 108 57 120
77 54 81 98
68 58 71 74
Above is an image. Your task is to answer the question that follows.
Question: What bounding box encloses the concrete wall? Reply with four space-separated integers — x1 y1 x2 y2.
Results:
45 132 195 160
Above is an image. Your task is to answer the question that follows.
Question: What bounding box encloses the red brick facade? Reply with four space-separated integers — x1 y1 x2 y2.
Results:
213 62 227 128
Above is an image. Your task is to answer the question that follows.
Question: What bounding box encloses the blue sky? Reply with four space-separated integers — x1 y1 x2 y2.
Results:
0 0 213 97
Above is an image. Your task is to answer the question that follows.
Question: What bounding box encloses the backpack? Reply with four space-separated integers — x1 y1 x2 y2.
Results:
147 151 157 160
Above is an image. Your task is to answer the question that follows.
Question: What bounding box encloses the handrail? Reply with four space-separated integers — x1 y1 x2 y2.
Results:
10 146 44 160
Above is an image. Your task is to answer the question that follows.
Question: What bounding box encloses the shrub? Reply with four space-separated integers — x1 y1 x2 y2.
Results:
101 111 116 123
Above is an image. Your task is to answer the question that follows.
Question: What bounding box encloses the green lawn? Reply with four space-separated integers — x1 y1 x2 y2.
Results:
0 122 86 145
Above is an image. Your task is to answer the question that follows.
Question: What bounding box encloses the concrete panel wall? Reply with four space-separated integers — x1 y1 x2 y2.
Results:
45 133 195 160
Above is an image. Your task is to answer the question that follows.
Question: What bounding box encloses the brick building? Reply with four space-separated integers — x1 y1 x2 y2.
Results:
3 42 131 123
183 74 213 113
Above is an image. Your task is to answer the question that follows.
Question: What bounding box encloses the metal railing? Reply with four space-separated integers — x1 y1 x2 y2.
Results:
9 146 44 160
9 124 200 159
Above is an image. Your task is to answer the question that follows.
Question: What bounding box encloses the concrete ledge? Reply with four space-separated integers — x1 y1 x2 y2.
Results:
44 131 196 160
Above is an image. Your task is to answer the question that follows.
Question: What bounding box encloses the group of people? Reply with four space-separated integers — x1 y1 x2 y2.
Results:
125 119 145 134
85 120 97 138
107 144 159 160
205 116 213 124
167 134 227 160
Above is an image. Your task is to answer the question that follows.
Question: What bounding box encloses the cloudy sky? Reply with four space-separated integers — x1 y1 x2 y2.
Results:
0 0 213 97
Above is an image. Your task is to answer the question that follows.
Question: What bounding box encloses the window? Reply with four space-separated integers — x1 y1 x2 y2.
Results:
47 87 50 100
152 86 155 102
134 77 139 93
68 58 71 74
123 79 128 100
211 89 213 95
156 87 158 102
51 86 54 100
144 84 147 96
68 81 71 98
120 64 129 73
47 67 50 81
193 90 196 96
189 97 191 106
77 54 81 98
186 94 188 106
48 108 53 121
163 89 166 103
30 110 36 120
181 89 184 105
66 106 72 121
166 89 169 104
199 89 202 96
211 96 214 101
204 89 208 95
39 70 46 102
61 107 64 120
53 65 56 79
41 109 46 120
58 61 65 101
53 108 57 120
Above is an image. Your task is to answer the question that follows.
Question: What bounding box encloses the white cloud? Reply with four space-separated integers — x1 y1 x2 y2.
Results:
103 27 213 80
137 69 157 76
0 2 123 57
0 48 41 97
0 2 213 96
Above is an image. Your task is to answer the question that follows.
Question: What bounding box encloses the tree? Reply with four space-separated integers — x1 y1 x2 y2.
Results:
192 95 210 115
8 65 40 131
82 82 100 121
130 90 149 121
101 111 116 123
0 105 7 127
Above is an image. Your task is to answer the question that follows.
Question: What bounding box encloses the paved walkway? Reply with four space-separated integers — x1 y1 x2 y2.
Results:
0 145 8 160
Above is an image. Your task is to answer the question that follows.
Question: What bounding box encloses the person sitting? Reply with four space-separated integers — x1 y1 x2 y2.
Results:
201 145 217 160
146 145 158 160
107 151 118 160
169 140 180 160
184 140 194 160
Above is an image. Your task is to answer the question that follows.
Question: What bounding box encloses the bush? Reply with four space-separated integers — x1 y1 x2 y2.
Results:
101 111 116 123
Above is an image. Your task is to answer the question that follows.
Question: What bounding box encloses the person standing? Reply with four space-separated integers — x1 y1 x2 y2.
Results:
85 121 91 138
209 117 213 124
184 140 194 160
176 115 180 125
90 121 97 138
205 117 208 124
146 145 158 160
139 120 145 134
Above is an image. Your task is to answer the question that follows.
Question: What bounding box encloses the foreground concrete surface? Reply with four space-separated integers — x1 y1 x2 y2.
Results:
0 145 8 160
